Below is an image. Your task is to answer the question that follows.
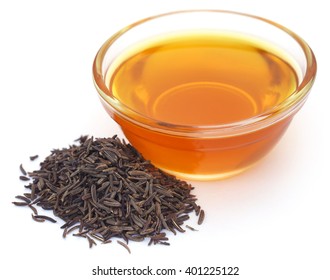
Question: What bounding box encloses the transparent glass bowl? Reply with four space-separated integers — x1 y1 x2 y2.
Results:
93 10 316 180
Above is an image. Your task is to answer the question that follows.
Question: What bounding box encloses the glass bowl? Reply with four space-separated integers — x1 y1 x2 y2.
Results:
93 10 316 181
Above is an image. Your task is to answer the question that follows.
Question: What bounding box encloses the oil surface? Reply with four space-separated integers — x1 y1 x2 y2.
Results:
108 32 298 126
105 32 299 179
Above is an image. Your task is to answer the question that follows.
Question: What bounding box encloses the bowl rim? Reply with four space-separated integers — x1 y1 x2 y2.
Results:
92 9 317 137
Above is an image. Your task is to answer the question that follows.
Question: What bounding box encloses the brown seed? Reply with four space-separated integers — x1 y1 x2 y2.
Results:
103 199 121 207
30 155 39 161
170 218 185 233
12 201 29 206
125 233 145 242
62 227 68 238
15 195 31 204
19 164 27 176
87 235 97 248
89 233 105 242
66 225 81 236
73 233 87 238
30 184 36 200
117 240 131 254
195 205 201 216
130 197 142 215
177 214 190 223
31 214 45 222
197 209 205 225
19 176 30 181
91 185 97 203
185 225 198 231
37 178 45 190
140 227 155 235
34 215 57 223
28 204 38 215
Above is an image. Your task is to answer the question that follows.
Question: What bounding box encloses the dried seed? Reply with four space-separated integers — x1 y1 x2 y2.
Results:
19 164 27 176
155 202 161 216
31 214 45 222
12 201 29 206
177 214 190 223
19 176 30 181
128 170 151 178
62 227 68 238
87 235 97 248
197 209 205 225
89 233 104 242
117 240 131 254
170 218 185 233
103 199 121 207
195 205 201 216
28 204 38 215
30 184 36 200
37 178 45 190
34 215 57 223
91 185 97 203
186 225 198 231
140 227 155 235
30 155 39 161
159 214 171 232
130 197 142 215
73 233 87 238
15 195 31 204
125 233 145 242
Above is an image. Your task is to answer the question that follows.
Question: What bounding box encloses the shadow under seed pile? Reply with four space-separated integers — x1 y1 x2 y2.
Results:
14 136 204 248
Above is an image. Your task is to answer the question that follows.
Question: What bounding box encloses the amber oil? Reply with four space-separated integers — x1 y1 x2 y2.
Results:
103 32 299 179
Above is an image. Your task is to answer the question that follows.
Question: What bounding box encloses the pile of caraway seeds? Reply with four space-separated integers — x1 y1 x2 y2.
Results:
13 136 205 252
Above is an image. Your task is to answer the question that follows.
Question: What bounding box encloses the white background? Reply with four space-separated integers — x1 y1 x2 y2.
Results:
0 1 329 279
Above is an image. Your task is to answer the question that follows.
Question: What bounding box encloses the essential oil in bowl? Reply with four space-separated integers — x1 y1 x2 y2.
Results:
103 32 299 180
107 32 298 125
